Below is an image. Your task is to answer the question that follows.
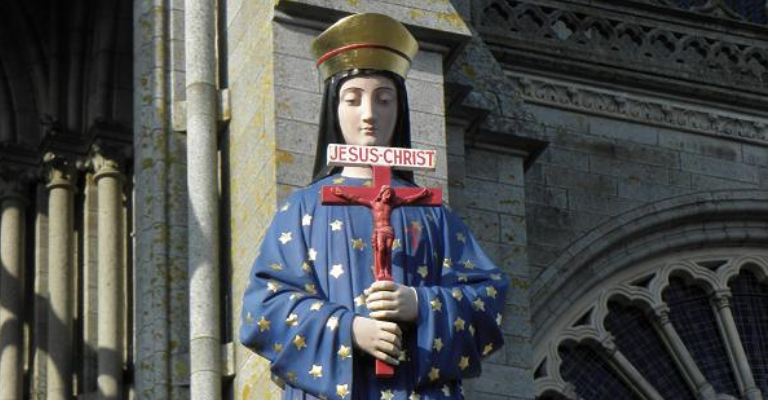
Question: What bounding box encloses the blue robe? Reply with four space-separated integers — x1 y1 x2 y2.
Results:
240 174 508 400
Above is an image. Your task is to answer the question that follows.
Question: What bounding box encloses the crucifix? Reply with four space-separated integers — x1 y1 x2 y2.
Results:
321 144 443 377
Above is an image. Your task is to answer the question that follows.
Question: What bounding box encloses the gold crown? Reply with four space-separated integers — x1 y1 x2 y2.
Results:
311 13 418 81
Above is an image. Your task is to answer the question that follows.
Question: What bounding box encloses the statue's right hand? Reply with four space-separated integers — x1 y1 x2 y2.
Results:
351 316 402 366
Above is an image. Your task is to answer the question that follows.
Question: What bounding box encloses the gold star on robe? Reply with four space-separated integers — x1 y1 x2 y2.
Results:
458 274 468 282
280 202 291 212
327 316 339 331
430 298 442 312
351 238 365 250
330 220 343 231
417 266 429 278
279 232 293 245
456 232 466 243
338 345 352 360
337 384 350 399
392 238 402 250
285 371 298 383
257 316 271 332
309 364 323 379
398 349 408 361
289 292 304 301
483 343 494 356
267 280 281 293
496 313 503 326
381 389 394 400
310 301 324 311
454 317 466 332
305 284 317 295
332 177 346 184
486 286 498 298
269 263 283 271
354 294 367 308
428 367 440 382
293 335 307 350
443 258 452 268
285 313 299 327
491 273 502 281
442 385 451 397
308 248 318 261
462 259 475 269
469 325 476 336
302 262 312 273
330 264 345 279
302 214 313 226
433 338 444 352
458 356 470 370
245 312 254 324
409 393 420 400
272 343 283 353
452 288 463 301
473 298 486 311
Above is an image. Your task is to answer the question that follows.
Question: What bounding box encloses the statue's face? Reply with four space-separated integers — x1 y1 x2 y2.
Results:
338 75 397 147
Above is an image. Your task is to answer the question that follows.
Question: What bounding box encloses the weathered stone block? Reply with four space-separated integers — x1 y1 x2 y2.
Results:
275 53 321 93
463 208 501 242
617 180 688 202
464 179 526 216
545 165 617 196
273 22 316 60
406 79 444 115
500 214 527 245
275 85 322 124
659 129 742 162
466 149 499 181
543 146 590 171
691 174 759 191
276 118 318 156
568 189 643 215
681 152 759 183
498 156 525 187
589 155 669 184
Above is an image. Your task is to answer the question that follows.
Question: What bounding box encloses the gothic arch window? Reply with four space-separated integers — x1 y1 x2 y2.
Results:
534 250 768 400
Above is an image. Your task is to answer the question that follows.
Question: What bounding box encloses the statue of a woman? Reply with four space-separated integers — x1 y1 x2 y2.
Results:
240 13 508 400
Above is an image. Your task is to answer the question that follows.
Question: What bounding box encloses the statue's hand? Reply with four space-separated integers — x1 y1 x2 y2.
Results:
351 316 402 366
365 281 419 323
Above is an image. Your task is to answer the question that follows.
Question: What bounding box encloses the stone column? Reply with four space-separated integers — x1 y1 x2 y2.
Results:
43 153 78 400
0 173 26 400
92 148 125 400
653 305 717 400
601 335 663 400
711 291 762 400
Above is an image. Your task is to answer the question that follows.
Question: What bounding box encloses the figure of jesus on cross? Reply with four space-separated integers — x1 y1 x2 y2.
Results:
322 144 442 376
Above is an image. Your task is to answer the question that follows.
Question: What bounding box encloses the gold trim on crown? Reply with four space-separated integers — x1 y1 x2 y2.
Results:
311 13 419 81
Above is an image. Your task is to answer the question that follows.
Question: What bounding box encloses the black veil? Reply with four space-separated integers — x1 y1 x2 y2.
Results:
311 69 415 183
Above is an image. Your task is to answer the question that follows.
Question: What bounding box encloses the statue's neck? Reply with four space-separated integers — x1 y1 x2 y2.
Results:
341 166 372 179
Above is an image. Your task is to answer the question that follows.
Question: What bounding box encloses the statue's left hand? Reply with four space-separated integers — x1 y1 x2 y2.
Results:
365 281 419 323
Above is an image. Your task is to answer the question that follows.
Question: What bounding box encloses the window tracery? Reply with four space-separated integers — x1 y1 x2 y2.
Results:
535 251 768 400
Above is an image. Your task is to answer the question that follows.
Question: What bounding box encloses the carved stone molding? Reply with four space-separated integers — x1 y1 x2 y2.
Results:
42 152 79 190
87 140 128 182
0 164 35 201
512 74 768 145
477 0 768 108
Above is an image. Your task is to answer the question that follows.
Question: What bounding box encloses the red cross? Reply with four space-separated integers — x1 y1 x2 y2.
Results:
321 165 442 378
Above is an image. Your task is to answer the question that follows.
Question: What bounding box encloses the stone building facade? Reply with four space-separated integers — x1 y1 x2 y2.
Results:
0 0 766 399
